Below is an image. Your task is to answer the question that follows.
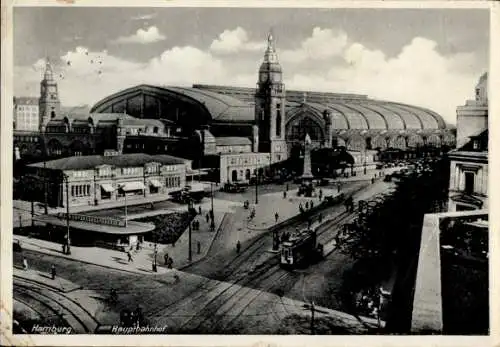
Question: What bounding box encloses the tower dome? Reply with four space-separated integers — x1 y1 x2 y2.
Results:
259 32 282 74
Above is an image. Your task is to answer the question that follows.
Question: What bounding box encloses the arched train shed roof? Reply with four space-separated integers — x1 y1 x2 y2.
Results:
90 84 447 130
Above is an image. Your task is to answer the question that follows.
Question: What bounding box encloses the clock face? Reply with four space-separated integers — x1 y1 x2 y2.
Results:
259 73 268 83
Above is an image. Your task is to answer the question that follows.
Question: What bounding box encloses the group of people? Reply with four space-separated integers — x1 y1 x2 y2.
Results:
299 200 315 214
191 219 201 230
204 209 216 231
344 196 355 213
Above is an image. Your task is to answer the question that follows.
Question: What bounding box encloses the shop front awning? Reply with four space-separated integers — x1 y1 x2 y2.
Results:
101 183 115 193
149 179 163 188
119 181 145 191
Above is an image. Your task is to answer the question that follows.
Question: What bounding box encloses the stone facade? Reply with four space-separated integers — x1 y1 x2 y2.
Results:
25 154 187 208
220 152 271 183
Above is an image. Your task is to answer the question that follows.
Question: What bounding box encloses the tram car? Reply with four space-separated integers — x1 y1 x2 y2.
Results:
280 229 324 268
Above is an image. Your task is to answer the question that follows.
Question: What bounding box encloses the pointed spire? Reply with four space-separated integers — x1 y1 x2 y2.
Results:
267 29 274 50
44 57 54 81
263 29 278 63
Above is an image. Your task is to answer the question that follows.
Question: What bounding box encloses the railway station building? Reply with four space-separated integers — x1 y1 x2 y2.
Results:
15 32 455 184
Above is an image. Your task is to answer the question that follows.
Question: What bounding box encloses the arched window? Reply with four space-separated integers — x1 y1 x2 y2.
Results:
50 111 56 119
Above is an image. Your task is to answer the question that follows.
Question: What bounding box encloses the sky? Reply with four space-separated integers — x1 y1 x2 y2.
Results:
13 7 489 124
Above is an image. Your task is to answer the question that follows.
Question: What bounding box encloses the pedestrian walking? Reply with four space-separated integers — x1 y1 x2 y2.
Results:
127 251 133 262
371 178 375 184
319 189 323 201
22 257 28 271
283 191 287 199
164 253 169 265
305 201 309 209
61 243 66 254
197 241 201 254
50 264 56 280
210 220 215 231
286 183 289 191
110 288 118 304
136 242 140 251
310 200 314 209
318 213 323 223
206 213 210 223
198 206 202 215
236 240 241 254
275 212 279 223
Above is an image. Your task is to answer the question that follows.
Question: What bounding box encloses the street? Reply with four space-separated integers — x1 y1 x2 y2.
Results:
12 177 392 334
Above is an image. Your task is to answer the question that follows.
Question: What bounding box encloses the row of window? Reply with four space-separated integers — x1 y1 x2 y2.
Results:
71 184 91 197
165 176 181 188
95 165 179 178
16 106 38 111
15 136 39 143
122 167 141 176
229 155 267 166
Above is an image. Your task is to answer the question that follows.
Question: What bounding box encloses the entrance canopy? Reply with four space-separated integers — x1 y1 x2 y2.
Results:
33 214 155 235
149 179 163 188
120 181 145 191
101 183 115 192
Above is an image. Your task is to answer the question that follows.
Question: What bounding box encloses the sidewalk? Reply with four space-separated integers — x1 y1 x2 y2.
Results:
329 167 404 183
13 267 82 293
13 203 227 274
246 188 341 231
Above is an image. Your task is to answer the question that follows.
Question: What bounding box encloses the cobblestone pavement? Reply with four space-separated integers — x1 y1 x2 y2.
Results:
12 179 393 333
13 249 378 334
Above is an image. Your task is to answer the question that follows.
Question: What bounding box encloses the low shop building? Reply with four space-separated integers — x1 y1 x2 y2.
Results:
25 153 189 208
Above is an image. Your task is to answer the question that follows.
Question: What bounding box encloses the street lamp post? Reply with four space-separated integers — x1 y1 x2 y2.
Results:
44 160 49 214
188 199 192 262
63 174 71 255
210 182 214 217
255 173 259 205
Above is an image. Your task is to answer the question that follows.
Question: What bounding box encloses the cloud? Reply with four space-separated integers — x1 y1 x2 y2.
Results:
210 27 265 54
113 26 166 44
131 13 157 20
281 27 348 63
14 45 227 106
14 28 485 125
284 36 481 123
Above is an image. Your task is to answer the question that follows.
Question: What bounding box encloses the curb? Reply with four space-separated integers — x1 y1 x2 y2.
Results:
178 213 228 270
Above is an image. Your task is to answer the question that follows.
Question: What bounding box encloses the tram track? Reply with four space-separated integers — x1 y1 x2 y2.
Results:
13 278 100 333
178 263 294 333
150 181 371 329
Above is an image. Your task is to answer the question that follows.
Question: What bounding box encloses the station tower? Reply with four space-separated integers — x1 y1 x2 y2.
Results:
39 59 61 132
255 32 288 163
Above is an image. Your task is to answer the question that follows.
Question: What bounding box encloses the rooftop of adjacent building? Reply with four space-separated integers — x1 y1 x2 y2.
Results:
215 136 252 146
14 96 39 105
448 129 488 162
47 112 166 129
28 153 188 171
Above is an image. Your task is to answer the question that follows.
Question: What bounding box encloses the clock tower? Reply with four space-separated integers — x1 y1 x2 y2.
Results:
255 32 287 163
39 59 60 132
